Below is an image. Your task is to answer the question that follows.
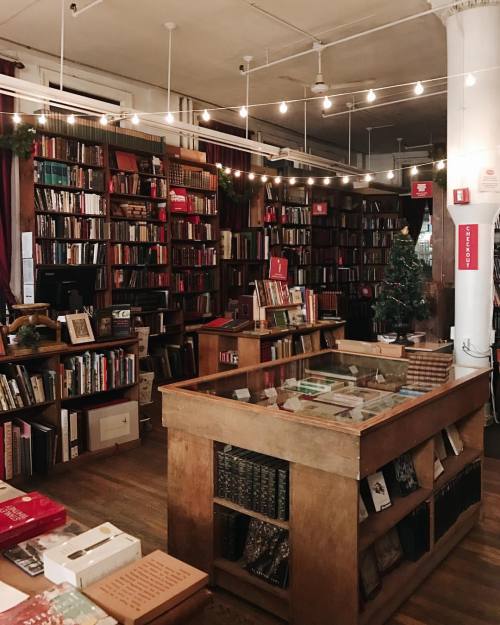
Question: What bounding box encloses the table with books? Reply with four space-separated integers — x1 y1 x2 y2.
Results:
0 485 211 625
161 347 488 625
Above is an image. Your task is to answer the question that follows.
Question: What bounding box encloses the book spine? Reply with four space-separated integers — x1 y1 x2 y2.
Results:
3 421 13 480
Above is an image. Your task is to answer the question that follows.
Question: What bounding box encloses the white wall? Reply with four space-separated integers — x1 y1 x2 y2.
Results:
369 150 431 185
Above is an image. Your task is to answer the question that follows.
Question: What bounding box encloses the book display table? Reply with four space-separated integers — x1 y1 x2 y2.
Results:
161 350 488 625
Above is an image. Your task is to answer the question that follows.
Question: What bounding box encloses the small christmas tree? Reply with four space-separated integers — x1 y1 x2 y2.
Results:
373 226 429 344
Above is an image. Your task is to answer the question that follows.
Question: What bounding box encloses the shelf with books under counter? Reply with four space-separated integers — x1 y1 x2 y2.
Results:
161 348 487 625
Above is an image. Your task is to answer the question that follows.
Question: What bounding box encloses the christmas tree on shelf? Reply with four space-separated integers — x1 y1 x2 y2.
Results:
373 226 429 345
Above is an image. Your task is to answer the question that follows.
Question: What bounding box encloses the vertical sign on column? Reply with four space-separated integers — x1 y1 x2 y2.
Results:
458 224 479 270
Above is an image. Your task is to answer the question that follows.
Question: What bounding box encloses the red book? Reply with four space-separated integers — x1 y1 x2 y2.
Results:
269 256 288 281
169 187 189 212
203 317 229 329
0 492 66 549
0 425 4 480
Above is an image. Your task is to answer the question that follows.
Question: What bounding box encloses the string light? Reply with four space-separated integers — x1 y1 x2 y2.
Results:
342 175 349 184
279 101 288 114
248 172 255 180
367 89 376 103
275 176 281 184
436 160 445 170
239 106 248 118
307 177 314 185
38 113 47 125
131 114 140 125
323 177 331 185
12 112 21 124
202 109 210 122
165 112 174 124
465 73 476 87
224 167 231 174
289 177 296 185
99 114 108 126
387 170 395 180
67 114 76 125
234 170 241 178
411 165 418 176
261 175 268 182
216 162 223 169
364 173 372 182
323 96 332 110
414 81 424 96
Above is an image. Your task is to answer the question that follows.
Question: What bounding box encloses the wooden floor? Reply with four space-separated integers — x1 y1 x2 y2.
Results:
21 403 500 625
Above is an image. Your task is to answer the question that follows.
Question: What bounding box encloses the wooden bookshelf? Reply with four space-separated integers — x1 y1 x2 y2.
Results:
161 350 488 624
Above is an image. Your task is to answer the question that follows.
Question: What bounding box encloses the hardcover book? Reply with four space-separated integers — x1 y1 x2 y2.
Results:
384 452 419 497
367 471 392 512
359 548 381 600
0 582 117 625
373 527 403 573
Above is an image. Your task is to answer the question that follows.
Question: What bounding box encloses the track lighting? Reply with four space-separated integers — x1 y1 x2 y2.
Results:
202 109 210 122
387 170 394 180
367 89 376 103
279 101 288 114
165 112 174 124
323 96 332 110
239 106 248 118
131 114 140 125
414 81 424 96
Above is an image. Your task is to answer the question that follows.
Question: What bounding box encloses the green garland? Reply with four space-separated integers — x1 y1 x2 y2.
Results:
434 167 447 190
218 170 257 204
0 123 36 159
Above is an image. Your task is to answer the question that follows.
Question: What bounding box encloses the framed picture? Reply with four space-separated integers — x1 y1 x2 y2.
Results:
66 313 95 345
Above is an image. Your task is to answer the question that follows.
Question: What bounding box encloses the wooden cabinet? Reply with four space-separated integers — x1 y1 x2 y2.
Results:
160 350 488 625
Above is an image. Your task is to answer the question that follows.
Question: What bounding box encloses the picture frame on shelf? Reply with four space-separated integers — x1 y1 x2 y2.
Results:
94 309 113 342
66 313 95 345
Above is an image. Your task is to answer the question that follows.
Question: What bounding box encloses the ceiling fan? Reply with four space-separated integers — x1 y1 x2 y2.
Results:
279 43 374 95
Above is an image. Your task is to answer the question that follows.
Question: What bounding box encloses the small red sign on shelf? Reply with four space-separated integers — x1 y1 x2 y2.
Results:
411 181 433 199
312 202 328 216
453 188 470 204
269 256 288 281
458 224 478 270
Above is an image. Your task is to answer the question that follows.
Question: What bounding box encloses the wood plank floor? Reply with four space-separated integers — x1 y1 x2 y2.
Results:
20 404 500 625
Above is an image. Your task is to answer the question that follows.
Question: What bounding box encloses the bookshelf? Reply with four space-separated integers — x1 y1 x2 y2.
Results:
0 337 139 483
161 349 488 625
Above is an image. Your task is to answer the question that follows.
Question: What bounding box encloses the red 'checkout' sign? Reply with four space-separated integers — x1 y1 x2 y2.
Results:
458 224 478 270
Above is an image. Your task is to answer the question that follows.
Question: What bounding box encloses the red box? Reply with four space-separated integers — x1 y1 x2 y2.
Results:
453 188 470 204
0 492 66 549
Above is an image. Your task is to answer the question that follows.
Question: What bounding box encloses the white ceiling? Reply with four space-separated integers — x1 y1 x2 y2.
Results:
0 0 447 153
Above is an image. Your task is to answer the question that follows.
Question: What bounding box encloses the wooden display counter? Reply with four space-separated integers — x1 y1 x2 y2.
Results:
198 319 345 375
161 350 488 625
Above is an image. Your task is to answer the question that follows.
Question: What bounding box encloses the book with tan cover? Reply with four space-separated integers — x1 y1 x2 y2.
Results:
83 550 208 625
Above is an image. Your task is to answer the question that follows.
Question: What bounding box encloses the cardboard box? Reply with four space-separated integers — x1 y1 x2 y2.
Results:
43 522 141 588
86 400 139 452
165 146 207 163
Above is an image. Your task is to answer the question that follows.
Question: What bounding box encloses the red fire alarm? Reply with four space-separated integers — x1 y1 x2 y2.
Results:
453 188 470 204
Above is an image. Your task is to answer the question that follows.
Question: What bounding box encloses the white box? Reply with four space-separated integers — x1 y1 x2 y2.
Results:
43 522 141 588
86 400 139 451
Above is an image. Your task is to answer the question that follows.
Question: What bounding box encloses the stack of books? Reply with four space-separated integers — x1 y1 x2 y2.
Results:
406 353 453 387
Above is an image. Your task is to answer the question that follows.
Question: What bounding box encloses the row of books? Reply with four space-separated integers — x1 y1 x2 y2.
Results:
364 248 391 264
34 135 104 166
337 266 360 283
36 214 108 240
147 340 196 380
288 266 336 286
171 218 215 241
279 206 311 225
362 216 404 230
110 243 168 265
34 161 105 191
110 150 164 175
338 213 361 229
111 200 166 221
181 293 212 316
281 227 311 246
61 349 136 398
112 269 169 289
311 247 336 264
35 241 106 265
216 447 289 520
282 246 311 266
220 230 270 261
337 247 359 265
219 350 239 365
172 245 217 267
112 289 169 310
363 232 394 247
169 163 217 190
0 419 57 479
0 366 56 412
170 190 217 215
362 266 385 282
109 173 167 198
226 265 263 288
172 270 216 293
318 290 343 313
254 280 292 307
261 337 294 361
135 310 178 335
111 221 166 243
35 189 105 215
363 198 399 214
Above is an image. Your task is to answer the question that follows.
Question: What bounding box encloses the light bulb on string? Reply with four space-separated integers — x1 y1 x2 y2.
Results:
202 109 210 122
323 177 331 185
410 165 418 176
165 112 174 124
436 160 445 170
216 162 223 169
261 175 268 183
366 89 376 103
12 113 21 125
414 81 424 96
342 175 349 185
275 176 281 184
465 73 476 87
99 114 108 126
279 101 288 114
131 114 140 125
387 170 394 180
224 167 231 175
323 96 332 110
364 173 372 183
234 170 241 178
307 177 314 186
38 113 47 125
248 172 255 180
239 106 248 118
67 114 76 125
289 177 296 185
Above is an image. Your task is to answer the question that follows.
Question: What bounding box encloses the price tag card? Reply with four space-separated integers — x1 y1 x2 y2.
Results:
232 388 251 402
349 365 359 375
264 387 278 399
375 373 386 383
283 396 302 412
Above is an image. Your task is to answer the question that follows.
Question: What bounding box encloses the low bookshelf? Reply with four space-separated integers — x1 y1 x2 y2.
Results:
161 349 487 625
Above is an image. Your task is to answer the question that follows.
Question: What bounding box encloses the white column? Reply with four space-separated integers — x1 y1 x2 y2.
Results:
436 1 500 367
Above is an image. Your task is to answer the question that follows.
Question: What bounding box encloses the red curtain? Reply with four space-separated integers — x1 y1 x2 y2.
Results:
0 59 15 304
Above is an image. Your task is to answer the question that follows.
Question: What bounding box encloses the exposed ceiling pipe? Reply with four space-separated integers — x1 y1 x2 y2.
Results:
70 0 104 18
241 1 461 75
243 1 322 43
